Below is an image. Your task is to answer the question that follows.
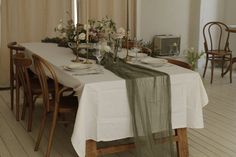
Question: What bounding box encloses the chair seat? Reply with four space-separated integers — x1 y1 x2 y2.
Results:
207 50 231 56
31 78 55 94
49 96 78 113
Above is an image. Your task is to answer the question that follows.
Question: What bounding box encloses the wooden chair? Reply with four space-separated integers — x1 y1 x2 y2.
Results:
8 42 25 111
167 59 192 70
202 21 233 83
13 53 47 131
32 54 78 157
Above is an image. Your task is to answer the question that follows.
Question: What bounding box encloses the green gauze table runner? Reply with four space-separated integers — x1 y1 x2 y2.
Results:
103 55 175 157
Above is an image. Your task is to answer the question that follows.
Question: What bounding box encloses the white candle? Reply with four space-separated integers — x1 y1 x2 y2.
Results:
86 0 89 42
86 25 89 42
87 0 89 22
127 0 129 31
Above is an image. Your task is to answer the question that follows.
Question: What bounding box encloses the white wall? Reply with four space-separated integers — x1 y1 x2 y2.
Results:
137 0 201 53
224 0 236 57
197 0 226 68
198 0 226 52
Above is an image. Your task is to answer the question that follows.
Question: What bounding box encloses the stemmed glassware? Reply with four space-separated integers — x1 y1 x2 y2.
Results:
68 42 81 62
132 38 141 63
93 46 104 65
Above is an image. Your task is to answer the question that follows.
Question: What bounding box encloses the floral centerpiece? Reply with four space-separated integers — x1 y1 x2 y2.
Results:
185 47 204 70
55 16 125 45
54 19 86 44
54 16 126 62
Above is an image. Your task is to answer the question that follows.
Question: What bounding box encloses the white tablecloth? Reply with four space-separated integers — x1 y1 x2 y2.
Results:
21 43 208 157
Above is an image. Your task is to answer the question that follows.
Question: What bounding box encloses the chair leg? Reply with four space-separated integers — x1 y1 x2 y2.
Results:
27 98 33 132
10 55 14 111
21 95 27 120
15 78 20 121
230 55 233 83
10 77 14 111
34 111 47 151
221 57 225 78
203 57 209 78
211 59 215 84
45 109 59 157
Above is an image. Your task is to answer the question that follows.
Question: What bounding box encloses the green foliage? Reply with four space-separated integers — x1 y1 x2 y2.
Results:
185 48 204 70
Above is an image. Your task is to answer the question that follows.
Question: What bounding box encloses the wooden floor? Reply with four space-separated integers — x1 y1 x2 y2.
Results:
0 68 236 157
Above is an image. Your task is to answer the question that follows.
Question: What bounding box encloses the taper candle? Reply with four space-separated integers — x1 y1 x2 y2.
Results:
86 0 89 42
127 0 129 31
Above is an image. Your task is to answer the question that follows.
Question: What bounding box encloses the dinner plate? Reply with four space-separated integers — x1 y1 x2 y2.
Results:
140 57 168 67
128 51 147 58
64 63 93 70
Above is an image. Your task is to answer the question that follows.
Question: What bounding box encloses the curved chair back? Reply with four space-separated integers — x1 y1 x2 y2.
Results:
32 54 59 112
203 21 230 52
167 59 192 70
8 42 26 110
13 53 33 103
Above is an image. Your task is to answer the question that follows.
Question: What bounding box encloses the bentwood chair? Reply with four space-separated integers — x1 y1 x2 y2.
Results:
13 53 52 131
167 59 192 70
203 21 233 83
32 54 78 157
8 42 25 111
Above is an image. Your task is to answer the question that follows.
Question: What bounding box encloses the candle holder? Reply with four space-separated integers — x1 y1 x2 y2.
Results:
69 42 83 63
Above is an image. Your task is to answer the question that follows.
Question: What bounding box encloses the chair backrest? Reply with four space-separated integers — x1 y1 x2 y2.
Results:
141 47 152 56
32 54 59 112
8 42 26 78
167 59 192 70
8 42 25 52
13 53 33 101
203 21 230 52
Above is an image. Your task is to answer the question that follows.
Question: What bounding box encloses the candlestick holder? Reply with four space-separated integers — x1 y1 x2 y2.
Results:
69 42 83 63
125 30 130 62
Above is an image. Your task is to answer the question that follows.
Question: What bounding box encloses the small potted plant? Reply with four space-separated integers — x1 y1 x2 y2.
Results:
185 47 204 70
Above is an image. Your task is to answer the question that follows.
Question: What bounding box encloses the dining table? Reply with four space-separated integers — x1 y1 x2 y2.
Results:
21 42 208 157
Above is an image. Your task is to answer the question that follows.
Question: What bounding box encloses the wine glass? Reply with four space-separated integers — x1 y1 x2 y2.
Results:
132 39 141 62
93 50 104 64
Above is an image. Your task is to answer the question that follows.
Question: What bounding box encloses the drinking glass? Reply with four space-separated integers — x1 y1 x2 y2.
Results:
93 49 104 65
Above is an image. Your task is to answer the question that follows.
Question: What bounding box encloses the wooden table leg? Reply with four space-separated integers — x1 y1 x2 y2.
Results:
176 128 189 157
86 140 97 157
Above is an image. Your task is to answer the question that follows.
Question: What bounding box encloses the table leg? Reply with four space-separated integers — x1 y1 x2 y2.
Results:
86 140 97 157
176 128 189 157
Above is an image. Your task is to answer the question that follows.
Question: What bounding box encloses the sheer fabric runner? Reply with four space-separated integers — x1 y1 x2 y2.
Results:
103 56 175 157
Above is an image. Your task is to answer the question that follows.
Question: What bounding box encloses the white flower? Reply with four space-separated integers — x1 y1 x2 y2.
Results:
84 24 91 30
57 23 63 31
78 33 86 40
116 27 125 39
103 45 111 52
190 47 195 52
62 32 67 38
